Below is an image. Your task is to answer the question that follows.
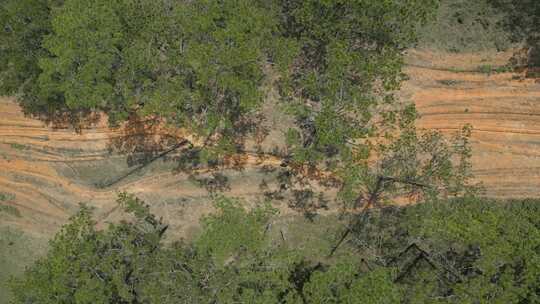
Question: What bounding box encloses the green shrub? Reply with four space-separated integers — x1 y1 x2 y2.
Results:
475 64 513 74
9 143 25 151
0 192 15 201
0 205 21 218
195 197 277 265
9 195 540 303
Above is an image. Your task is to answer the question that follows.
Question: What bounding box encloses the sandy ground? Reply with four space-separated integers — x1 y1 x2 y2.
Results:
1 49 539 237
0 97 294 239
405 49 540 198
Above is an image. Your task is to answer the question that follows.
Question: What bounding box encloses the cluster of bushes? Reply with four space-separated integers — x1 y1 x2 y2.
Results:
8 194 540 303
490 0 540 64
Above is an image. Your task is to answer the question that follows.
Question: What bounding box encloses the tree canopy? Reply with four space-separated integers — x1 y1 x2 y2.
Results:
1 0 480 207
1 1 507 301
9 194 540 303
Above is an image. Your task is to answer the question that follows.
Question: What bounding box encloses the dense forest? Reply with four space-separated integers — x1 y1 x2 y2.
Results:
1 0 539 302
9 195 540 303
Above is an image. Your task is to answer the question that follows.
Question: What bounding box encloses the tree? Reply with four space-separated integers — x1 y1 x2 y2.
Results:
1 0 476 207
489 0 540 47
38 0 123 110
8 194 291 303
0 0 54 112
2 0 280 134
11 195 540 303
9 193 171 303
402 198 540 302
267 0 480 214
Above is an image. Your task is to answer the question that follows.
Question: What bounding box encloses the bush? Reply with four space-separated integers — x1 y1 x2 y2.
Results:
9 194 540 303
0 205 21 218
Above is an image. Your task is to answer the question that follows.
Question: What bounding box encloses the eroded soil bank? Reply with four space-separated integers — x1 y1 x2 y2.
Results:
1 49 540 238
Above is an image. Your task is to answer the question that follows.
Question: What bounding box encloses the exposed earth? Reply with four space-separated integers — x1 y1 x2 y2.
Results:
1 49 540 239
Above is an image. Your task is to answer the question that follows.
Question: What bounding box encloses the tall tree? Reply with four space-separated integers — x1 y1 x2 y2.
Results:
0 0 54 112
263 0 477 211
10 195 540 302
0 0 477 206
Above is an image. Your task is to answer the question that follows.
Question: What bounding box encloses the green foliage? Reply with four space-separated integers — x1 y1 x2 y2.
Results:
9 143 25 150
10 195 540 303
1 0 437 154
489 0 540 67
0 192 15 201
305 263 402 303
38 0 123 110
9 205 98 303
269 0 471 212
490 0 540 46
8 194 170 303
0 0 52 96
404 198 540 302
195 197 277 265
475 64 513 75
2 0 279 134
337 124 481 210
279 0 437 162
0 205 21 218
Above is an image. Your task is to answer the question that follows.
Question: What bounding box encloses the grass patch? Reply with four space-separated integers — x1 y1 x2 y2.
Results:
0 227 47 304
0 205 21 218
526 68 540 78
437 79 462 86
417 0 511 52
0 192 15 201
268 214 354 261
9 143 25 151
475 64 513 75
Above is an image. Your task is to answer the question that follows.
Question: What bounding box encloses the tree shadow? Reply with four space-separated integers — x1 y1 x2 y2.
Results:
21 103 102 134
102 113 194 187
107 113 185 167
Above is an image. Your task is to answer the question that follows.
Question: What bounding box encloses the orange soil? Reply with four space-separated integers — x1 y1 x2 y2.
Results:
405 49 540 198
1 49 539 237
0 99 288 237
